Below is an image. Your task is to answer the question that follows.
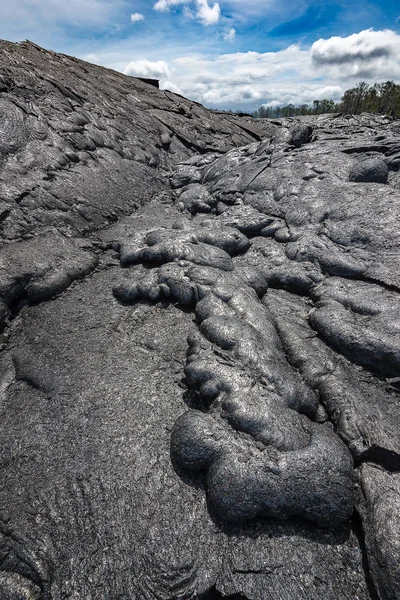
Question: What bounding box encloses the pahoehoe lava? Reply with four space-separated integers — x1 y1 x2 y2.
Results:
0 39 399 600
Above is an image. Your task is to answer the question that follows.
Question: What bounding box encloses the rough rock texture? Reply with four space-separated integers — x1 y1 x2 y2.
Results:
0 39 271 244
358 464 400 600
0 40 399 599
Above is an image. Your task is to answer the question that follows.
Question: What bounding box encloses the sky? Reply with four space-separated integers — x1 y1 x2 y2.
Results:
1 0 400 110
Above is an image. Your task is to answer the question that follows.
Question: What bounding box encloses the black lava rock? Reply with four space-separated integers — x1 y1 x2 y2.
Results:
0 39 399 600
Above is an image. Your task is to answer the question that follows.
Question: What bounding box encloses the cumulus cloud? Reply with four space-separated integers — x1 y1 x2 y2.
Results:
155 29 400 110
196 0 220 25
165 45 311 106
311 29 400 80
312 29 396 64
223 27 236 42
130 12 144 22
154 0 220 25
124 59 170 79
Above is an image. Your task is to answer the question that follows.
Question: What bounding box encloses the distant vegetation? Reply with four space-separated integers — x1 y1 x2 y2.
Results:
252 81 400 119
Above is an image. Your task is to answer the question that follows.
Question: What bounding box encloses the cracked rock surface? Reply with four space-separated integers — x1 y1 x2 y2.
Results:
0 39 399 599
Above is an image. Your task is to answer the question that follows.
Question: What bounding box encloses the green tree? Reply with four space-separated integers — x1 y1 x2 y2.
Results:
251 81 400 120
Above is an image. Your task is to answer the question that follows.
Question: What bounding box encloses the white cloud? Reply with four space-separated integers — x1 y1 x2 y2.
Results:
311 29 400 80
130 12 145 22
154 0 187 10
163 80 185 95
156 29 400 109
153 0 220 25
124 59 170 78
223 27 236 42
153 0 269 20
87 28 400 111
196 0 220 25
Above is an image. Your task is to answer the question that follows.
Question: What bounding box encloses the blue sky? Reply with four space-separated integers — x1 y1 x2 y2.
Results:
1 1 400 110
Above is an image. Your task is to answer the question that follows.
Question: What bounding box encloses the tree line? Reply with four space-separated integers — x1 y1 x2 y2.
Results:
252 81 400 119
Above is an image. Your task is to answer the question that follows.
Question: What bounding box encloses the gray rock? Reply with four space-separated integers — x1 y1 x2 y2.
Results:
0 267 369 599
349 156 389 183
265 288 400 466
291 123 312 147
112 233 353 527
359 464 400 600
309 278 400 378
0 231 97 326
0 39 399 600
177 184 217 214
0 39 268 244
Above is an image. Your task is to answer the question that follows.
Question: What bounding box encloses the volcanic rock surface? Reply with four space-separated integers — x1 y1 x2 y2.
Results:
0 39 399 600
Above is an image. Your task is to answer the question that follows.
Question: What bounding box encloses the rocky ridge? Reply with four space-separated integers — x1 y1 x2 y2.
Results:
0 40 399 600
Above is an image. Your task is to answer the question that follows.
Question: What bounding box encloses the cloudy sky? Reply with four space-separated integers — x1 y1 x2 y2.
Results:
1 0 400 110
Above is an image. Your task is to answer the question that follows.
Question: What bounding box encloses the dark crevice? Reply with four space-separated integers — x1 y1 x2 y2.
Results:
265 279 313 297
5 288 30 320
351 510 380 600
44 75 86 103
387 377 400 391
198 586 248 600
3 289 51 331
232 121 262 142
356 446 400 472
174 131 204 153
351 272 400 295
14 190 32 204
341 144 392 154
151 114 202 154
